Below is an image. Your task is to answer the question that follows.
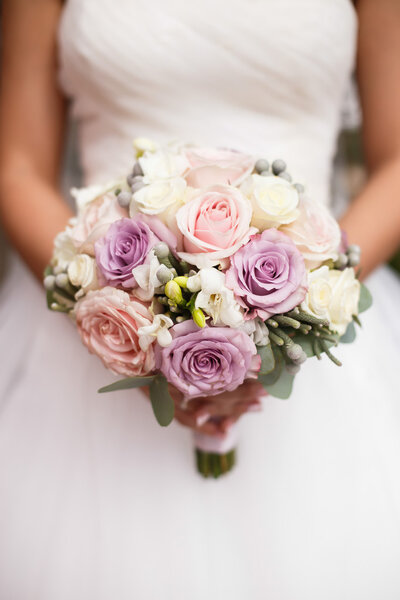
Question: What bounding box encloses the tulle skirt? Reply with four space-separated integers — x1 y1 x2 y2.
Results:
1 251 400 599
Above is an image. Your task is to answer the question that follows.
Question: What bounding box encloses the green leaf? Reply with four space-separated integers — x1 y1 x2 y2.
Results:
258 345 283 385
262 369 295 399
149 376 175 427
98 376 156 393
257 343 275 375
358 283 372 314
295 333 336 357
340 321 356 344
294 333 315 357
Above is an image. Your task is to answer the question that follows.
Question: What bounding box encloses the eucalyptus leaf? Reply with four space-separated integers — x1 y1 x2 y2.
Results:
262 369 295 399
340 321 356 344
149 376 175 427
257 343 275 375
358 283 372 313
258 345 283 385
294 333 315 357
98 376 156 394
295 333 336 358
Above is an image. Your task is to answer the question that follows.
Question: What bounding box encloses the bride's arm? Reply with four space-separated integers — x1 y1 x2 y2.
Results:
340 0 400 278
0 0 72 280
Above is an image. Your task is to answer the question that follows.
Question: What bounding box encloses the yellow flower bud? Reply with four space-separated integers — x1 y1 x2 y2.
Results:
173 276 188 289
165 280 183 305
192 308 206 328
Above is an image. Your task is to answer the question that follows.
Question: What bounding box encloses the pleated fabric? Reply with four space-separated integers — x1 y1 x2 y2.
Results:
58 0 357 205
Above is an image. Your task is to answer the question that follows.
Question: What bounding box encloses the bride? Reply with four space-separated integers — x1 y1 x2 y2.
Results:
1 0 400 598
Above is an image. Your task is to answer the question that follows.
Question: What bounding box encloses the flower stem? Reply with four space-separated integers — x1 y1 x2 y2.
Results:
195 448 236 478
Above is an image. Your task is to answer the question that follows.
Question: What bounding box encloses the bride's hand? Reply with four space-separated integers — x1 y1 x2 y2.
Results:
168 380 267 436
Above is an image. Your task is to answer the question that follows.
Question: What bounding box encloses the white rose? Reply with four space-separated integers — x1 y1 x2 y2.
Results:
241 174 299 229
67 254 98 297
52 219 78 269
71 180 121 215
327 268 360 335
139 149 189 183
193 268 244 328
130 177 187 223
70 192 127 256
301 266 360 335
301 266 332 322
281 196 341 269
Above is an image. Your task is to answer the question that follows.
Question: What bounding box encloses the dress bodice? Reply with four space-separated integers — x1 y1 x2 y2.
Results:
58 0 357 205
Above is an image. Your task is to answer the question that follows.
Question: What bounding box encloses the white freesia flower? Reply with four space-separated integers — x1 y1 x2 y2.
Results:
68 254 98 298
130 177 187 223
302 266 360 335
239 318 270 347
138 314 174 351
52 219 77 269
131 251 162 301
186 272 202 292
241 174 299 229
193 268 244 327
139 149 190 183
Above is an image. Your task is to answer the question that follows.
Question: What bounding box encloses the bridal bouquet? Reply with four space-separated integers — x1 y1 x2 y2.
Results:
44 139 372 478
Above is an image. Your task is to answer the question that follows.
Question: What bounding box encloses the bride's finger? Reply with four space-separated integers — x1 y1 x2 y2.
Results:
174 405 222 435
236 398 263 413
241 381 268 397
191 390 264 421
219 416 238 433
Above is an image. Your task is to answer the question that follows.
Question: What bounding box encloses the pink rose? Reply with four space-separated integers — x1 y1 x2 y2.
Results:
72 193 127 256
75 287 155 377
176 185 257 268
184 147 255 188
280 197 341 269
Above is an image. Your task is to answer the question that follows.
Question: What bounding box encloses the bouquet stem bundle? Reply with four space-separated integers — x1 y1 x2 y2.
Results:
44 139 372 478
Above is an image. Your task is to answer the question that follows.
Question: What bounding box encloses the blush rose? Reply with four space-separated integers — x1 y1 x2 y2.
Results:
184 146 255 188
75 287 155 377
175 185 257 268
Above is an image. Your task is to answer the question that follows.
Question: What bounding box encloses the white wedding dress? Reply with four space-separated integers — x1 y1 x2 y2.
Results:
1 1 400 598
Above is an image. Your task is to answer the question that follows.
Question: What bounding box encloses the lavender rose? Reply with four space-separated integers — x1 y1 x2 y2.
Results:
95 215 176 289
225 229 307 319
155 320 261 399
